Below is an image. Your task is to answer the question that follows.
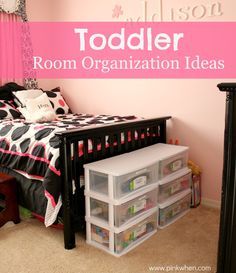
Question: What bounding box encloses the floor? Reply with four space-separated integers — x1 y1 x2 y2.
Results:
0 205 219 273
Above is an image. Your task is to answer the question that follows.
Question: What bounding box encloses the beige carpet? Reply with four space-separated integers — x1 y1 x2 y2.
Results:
0 206 219 273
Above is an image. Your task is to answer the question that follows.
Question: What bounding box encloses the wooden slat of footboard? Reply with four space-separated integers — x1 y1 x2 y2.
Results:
109 134 114 155
153 125 158 141
137 128 142 148
149 127 154 145
83 139 89 160
143 129 148 146
73 141 79 186
124 130 129 151
131 129 135 149
101 135 106 156
92 138 98 159
117 132 122 153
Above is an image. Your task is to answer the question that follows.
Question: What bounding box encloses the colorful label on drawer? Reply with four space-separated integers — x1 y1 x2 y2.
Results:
169 159 182 172
132 223 147 240
170 182 181 194
129 176 147 191
172 204 181 216
129 199 147 215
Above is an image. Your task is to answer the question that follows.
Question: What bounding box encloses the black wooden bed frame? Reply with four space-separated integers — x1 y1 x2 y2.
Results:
217 83 236 273
55 116 171 249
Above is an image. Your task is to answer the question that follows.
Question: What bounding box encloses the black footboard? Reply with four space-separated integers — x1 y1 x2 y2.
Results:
56 116 171 249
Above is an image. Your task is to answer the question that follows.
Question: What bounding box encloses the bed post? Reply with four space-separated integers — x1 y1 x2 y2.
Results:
59 136 75 250
217 83 236 273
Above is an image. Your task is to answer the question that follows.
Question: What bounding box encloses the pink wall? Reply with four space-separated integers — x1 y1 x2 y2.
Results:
26 0 54 21
27 0 235 204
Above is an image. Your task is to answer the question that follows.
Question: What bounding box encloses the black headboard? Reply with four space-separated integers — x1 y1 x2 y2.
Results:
217 82 236 92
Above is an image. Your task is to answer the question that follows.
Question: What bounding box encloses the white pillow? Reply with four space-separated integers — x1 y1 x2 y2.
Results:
13 89 43 107
19 93 56 122
25 92 54 112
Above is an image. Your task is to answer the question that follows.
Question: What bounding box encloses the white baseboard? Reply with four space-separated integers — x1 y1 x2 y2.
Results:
201 198 221 209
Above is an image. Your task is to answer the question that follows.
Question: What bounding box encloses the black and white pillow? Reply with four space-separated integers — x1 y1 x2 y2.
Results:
18 93 57 122
0 100 21 119
12 89 43 107
44 88 70 114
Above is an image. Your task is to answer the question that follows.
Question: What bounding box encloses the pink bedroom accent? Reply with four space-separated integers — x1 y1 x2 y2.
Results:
0 13 23 85
44 190 56 208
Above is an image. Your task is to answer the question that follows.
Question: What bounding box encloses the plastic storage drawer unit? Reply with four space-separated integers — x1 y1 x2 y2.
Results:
158 168 192 203
87 188 157 227
84 150 159 200
87 209 157 256
158 189 191 228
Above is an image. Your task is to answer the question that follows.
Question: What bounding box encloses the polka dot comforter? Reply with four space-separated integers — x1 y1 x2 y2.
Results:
0 113 136 226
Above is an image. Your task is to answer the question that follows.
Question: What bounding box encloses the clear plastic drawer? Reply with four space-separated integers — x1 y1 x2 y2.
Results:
159 151 188 179
158 189 191 228
114 190 157 227
87 211 157 256
114 212 157 254
90 198 109 222
88 189 157 227
158 168 191 203
91 224 110 249
88 163 158 199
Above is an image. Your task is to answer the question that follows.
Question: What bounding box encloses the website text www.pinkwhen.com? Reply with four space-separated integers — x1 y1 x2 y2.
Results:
148 264 212 272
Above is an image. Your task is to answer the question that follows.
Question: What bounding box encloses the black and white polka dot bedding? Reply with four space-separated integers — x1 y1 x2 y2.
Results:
0 113 137 226
0 100 21 119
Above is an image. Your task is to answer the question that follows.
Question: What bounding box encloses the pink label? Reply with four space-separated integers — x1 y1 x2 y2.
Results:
1 22 236 79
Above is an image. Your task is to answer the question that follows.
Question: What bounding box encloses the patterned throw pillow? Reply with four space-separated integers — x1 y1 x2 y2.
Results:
0 100 21 119
18 93 57 122
12 89 43 107
44 89 70 114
